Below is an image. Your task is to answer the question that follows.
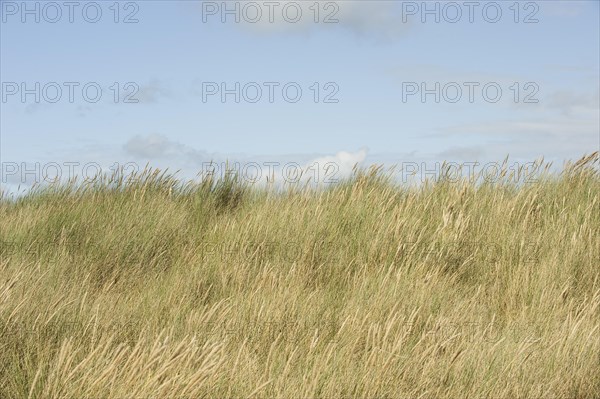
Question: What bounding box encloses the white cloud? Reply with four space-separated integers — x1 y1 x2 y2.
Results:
123 134 369 186
123 134 210 164
124 134 182 158
545 90 600 117
201 1 410 40
305 148 368 183
542 2 587 17
438 118 598 162
134 80 171 104
335 2 410 40
437 146 484 160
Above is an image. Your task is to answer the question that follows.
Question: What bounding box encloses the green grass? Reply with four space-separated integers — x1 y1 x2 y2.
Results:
0 153 598 398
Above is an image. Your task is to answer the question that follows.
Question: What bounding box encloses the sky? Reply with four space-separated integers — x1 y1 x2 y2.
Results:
1 0 599 191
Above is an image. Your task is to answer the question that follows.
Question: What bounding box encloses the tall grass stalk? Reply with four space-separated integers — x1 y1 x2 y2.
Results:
0 154 598 398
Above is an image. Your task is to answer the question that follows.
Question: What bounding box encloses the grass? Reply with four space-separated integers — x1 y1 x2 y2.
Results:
0 153 598 399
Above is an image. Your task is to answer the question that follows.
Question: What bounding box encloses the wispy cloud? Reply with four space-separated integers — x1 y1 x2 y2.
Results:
306 148 369 182
122 134 369 184
437 146 484 160
123 134 207 161
545 90 600 117
199 1 411 41
134 80 171 104
543 2 587 17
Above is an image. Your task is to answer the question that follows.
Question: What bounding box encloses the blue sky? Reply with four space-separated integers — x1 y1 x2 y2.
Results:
1 0 599 190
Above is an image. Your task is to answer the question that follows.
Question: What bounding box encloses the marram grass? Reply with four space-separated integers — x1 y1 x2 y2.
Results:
0 154 598 399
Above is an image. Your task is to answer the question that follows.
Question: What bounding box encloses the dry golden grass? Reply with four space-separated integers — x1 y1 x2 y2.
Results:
0 153 599 398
